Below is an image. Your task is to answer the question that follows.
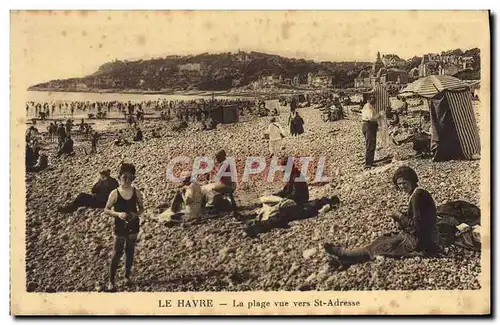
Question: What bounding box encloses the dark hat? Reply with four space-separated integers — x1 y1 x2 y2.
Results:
99 169 111 177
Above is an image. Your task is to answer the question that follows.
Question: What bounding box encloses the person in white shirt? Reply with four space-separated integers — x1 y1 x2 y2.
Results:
158 172 203 222
361 95 379 168
266 117 285 157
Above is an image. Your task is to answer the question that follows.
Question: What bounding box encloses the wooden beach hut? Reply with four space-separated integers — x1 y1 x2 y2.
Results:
211 104 239 124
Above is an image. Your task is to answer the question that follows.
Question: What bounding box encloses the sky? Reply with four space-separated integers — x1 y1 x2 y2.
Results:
11 10 489 87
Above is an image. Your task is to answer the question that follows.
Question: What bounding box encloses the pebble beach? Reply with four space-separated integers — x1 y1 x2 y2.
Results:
25 102 482 292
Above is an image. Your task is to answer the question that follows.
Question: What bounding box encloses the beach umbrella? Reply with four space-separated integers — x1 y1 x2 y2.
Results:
399 75 469 98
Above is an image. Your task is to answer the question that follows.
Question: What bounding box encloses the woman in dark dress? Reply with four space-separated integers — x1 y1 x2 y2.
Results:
290 97 297 112
133 127 143 142
324 166 438 263
293 111 305 135
104 163 144 291
288 109 297 136
25 143 35 169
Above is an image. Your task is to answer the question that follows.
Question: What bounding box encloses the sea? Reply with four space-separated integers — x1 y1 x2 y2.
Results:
25 90 236 103
23 90 409 123
23 90 249 129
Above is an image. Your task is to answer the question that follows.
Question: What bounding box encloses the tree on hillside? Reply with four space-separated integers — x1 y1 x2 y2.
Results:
400 56 422 71
464 48 481 70
29 48 480 92
409 56 422 69
451 48 464 56
454 69 480 80
425 61 439 75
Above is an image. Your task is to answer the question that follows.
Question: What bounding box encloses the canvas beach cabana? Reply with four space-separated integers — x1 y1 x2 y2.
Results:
399 75 481 161
210 104 239 124
361 83 391 113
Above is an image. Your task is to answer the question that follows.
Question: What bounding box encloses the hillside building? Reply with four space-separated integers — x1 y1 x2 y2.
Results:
354 52 409 89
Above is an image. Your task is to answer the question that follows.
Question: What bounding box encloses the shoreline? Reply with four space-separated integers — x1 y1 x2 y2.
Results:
27 88 232 96
26 87 360 98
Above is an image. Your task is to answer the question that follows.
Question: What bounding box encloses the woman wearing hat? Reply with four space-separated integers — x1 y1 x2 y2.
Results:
273 156 309 205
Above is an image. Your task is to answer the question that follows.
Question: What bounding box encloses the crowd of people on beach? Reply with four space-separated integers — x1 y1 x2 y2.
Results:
55 154 479 291
25 94 313 161
26 98 257 121
25 116 102 170
24 97 262 164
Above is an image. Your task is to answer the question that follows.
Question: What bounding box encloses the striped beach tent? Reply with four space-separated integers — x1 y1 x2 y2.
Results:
430 90 481 160
362 83 391 113
360 83 392 147
372 83 391 114
399 75 470 98
398 76 480 161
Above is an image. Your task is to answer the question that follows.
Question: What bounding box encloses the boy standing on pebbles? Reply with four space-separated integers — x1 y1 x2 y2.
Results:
104 163 144 292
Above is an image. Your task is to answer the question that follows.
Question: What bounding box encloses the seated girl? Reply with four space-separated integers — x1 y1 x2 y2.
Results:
324 166 438 264
274 156 309 204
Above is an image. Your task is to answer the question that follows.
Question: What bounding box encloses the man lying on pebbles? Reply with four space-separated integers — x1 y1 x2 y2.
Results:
242 156 339 237
58 169 119 213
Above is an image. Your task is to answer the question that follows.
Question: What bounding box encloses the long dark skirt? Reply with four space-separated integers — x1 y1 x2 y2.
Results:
294 120 304 135
365 232 418 259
